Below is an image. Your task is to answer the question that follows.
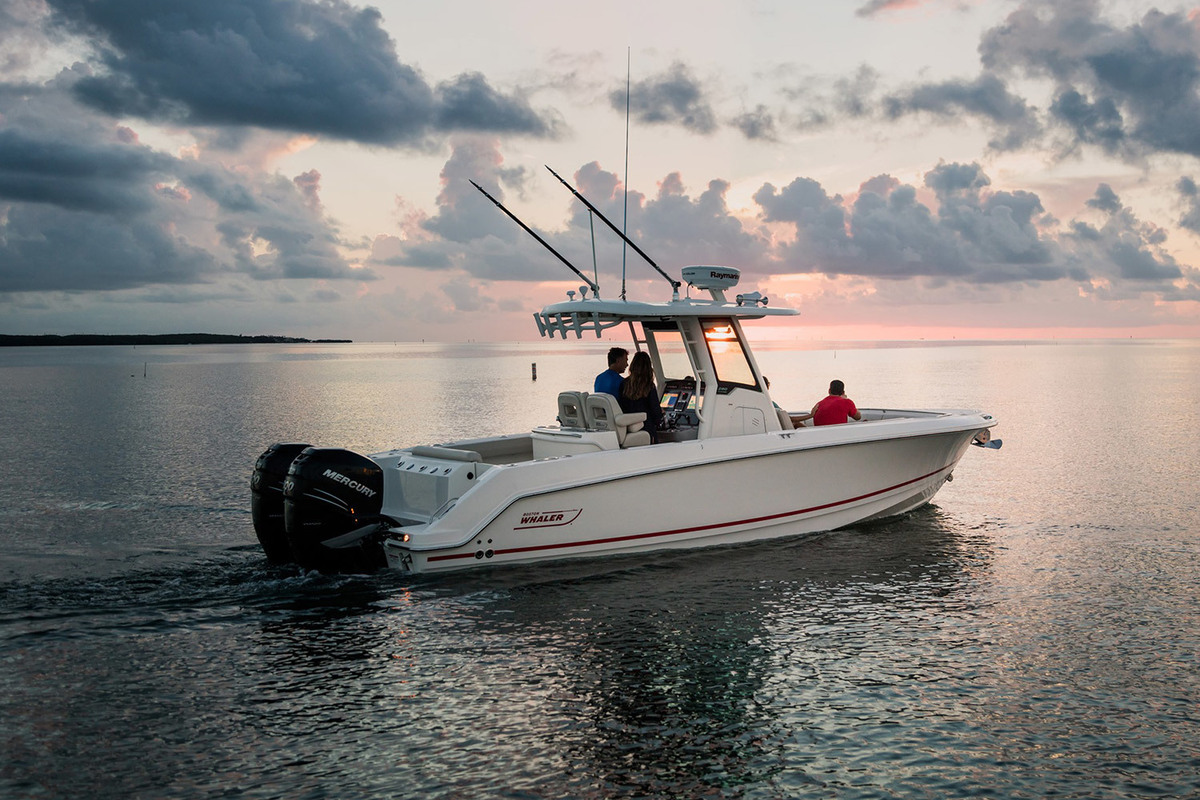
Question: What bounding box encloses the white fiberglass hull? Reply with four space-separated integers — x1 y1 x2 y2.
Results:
382 414 989 574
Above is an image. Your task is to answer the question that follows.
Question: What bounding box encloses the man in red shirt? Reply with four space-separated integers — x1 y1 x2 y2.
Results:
793 379 861 426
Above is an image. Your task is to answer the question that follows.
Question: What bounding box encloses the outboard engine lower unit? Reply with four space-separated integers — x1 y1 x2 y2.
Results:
283 447 386 572
250 442 311 563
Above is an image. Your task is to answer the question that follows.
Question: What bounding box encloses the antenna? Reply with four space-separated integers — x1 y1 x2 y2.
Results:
622 47 631 301
545 166 680 292
469 180 599 295
588 211 599 287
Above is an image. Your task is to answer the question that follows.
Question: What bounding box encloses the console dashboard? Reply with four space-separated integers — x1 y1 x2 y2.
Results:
659 378 701 439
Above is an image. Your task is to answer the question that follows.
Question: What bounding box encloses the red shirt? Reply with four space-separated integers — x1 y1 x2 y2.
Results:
812 395 858 426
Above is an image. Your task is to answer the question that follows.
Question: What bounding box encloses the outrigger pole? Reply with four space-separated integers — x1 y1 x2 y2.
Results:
469 180 600 296
545 166 681 294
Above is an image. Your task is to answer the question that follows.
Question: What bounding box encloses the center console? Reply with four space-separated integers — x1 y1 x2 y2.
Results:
658 378 701 441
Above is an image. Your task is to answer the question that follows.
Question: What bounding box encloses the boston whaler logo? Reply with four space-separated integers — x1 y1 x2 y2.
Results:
515 508 582 530
323 468 377 498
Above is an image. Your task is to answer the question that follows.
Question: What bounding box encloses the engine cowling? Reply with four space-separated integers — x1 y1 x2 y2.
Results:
250 442 311 563
283 447 386 572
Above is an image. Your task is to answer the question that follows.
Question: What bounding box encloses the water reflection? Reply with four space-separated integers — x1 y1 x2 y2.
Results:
348 508 992 797
9 495 1198 799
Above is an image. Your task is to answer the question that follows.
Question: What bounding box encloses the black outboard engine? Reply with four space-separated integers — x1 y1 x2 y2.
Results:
283 447 386 573
250 442 311 563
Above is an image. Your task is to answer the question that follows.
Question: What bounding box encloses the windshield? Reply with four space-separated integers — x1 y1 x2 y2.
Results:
702 319 758 389
647 328 693 381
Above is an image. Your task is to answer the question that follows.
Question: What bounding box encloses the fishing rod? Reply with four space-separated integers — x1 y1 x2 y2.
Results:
469 179 599 296
545 165 681 293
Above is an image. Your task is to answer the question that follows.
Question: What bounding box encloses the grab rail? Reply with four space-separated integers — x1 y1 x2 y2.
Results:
410 445 483 462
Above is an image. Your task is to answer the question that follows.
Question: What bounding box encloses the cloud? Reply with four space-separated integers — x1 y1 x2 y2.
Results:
767 64 881 133
378 138 572 281
309 287 341 302
385 140 769 286
1085 183 1122 214
434 72 559 136
636 170 771 271
925 162 1058 278
856 0 931 18
441 277 494 312
1048 88 1126 155
612 62 718 135
1065 184 1182 283
0 72 369 292
0 202 221 292
980 0 1200 159
551 161 771 280
882 75 1041 150
731 105 779 142
185 163 372 281
420 137 532 246
399 143 1192 304
755 161 1188 292
293 169 323 212
43 0 558 145
832 65 882 119
1 0 55 76
858 1 1200 161
757 173 974 279
1177 176 1200 234
0 72 216 291
0 126 173 213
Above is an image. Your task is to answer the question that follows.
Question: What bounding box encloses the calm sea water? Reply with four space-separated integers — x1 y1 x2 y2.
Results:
1 340 1198 799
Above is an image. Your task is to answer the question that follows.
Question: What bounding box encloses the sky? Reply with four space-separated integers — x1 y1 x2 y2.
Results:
2 0 1200 341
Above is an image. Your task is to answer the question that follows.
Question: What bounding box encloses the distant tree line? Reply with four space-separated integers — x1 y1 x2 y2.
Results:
0 334 352 347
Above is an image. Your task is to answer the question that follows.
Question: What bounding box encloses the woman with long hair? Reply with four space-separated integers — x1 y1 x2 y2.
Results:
618 351 663 442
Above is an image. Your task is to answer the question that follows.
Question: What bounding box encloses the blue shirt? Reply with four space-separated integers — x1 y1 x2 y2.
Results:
594 369 623 396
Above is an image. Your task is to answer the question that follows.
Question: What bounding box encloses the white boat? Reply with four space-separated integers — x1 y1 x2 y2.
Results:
250 173 999 574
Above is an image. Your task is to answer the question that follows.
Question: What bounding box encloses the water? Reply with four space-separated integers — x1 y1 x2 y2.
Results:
2 340 1198 799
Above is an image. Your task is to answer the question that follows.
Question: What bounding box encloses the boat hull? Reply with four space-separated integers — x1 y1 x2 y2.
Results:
383 423 981 574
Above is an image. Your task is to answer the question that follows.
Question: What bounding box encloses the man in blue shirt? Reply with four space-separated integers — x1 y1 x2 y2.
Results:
594 347 628 395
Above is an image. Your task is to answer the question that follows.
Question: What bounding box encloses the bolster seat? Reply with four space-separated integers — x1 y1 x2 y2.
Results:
585 393 651 448
557 391 590 430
